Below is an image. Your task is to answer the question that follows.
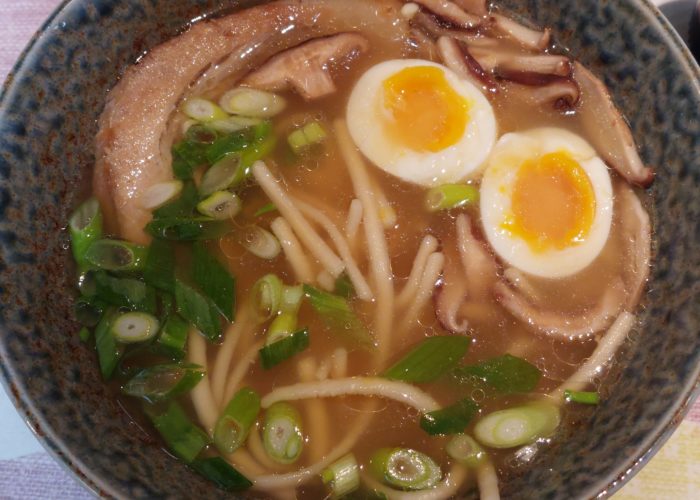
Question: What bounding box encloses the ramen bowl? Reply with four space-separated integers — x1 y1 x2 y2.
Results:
0 0 698 498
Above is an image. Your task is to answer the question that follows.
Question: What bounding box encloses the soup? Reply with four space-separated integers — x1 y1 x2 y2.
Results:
69 0 653 498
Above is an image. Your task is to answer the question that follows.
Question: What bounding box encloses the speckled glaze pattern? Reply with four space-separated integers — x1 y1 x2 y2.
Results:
0 0 698 499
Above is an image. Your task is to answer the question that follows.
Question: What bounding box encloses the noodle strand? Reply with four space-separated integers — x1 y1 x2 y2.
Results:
270 216 316 283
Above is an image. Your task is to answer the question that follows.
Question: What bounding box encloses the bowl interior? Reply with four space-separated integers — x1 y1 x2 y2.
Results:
0 0 699 498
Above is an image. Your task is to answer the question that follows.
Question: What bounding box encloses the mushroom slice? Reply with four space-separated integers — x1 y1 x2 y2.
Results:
411 10 497 47
573 62 654 187
504 78 580 110
456 214 498 301
616 183 651 309
494 278 626 340
453 0 489 16
242 33 370 100
434 271 470 333
489 13 551 51
437 36 498 94
472 50 571 77
413 0 483 29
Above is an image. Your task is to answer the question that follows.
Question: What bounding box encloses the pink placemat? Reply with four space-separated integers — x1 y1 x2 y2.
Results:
0 1 698 499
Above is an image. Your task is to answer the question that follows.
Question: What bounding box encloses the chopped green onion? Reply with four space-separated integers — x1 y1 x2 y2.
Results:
239 133 277 172
144 401 210 463
69 198 103 272
333 273 355 299
122 363 204 403
445 434 486 468
214 387 261 454
185 124 218 144
281 285 304 314
182 97 228 122
143 238 175 293
174 279 222 341
192 242 236 322
74 296 103 327
146 217 231 241
84 239 148 272
287 121 327 154
78 326 91 342
90 271 155 313
200 154 241 196
263 402 304 464
190 457 252 491
369 448 441 491
424 184 479 212
453 354 542 394
254 203 277 217
141 181 184 210
474 402 561 449
239 225 281 259
259 328 309 369
420 398 479 435
265 312 298 345
95 309 123 379
321 453 360 499
303 285 375 350
206 130 251 165
110 311 160 343
156 314 190 360
383 336 471 383
209 115 262 134
172 141 206 179
250 274 283 322
153 181 199 218
219 88 287 118
564 390 600 405
197 191 242 220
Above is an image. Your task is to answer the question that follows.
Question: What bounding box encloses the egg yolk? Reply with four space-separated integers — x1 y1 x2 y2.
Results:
382 66 470 153
503 151 596 252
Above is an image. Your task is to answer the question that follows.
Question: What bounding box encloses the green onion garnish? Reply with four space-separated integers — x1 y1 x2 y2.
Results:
174 279 222 341
369 448 441 491
144 401 211 463
287 121 327 155
185 124 218 145
453 354 542 394
383 336 471 383
68 198 103 272
190 457 252 491
321 453 360 499
192 242 236 322
110 311 160 344
333 273 355 299
199 154 241 196
74 296 103 327
474 402 561 449
254 203 277 217
259 329 309 370
152 181 199 218
141 181 184 211
303 285 374 350
156 314 190 360
172 141 207 179
281 285 304 314
424 184 479 212
78 326 91 343
263 402 304 464
250 274 283 323
239 225 281 260
564 390 600 405
122 363 204 403
146 217 231 241
209 115 262 134
94 309 123 380
219 88 286 118
206 130 251 165
196 191 242 220
420 398 479 435
445 434 486 468
143 238 175 293
90 271 155 314
182 97 228 122
214 387 261 454
265 312 298 345
84 239 148 272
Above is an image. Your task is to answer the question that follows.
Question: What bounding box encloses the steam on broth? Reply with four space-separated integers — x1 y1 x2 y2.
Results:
70 0 653 498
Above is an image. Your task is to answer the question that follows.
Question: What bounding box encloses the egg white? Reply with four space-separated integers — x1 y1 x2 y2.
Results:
480 128 614 279
346 59 497 187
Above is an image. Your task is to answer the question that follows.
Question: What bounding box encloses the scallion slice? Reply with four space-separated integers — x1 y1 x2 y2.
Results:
303 285 374 350
143 239 175 293
84 239 148 272
383 336 471 383
144 401 210 463
199 154 241 196
321 453 360 499
425 184 479 212
564 390 600 405
250 274 283 322
254 203 277 217
214 387 261 454
445 434 486 468
141 181 184 210
265 312 299 345
209 115 262 134
287 121 327 154
90 271 155 313
420 398 479 435
197 191 242 220
174 279 222 341
68 198 103 272
182 97 228 122
146 217 231 241
474 402 561 449
259 328 309 369
122 363 204 403
156 314 190 360
369 448 441 491
281 285 304 314
110 311 160 343
453 354 542 394
74 297 103 327
333 273 355 299
95 309 123 379
219 88 287 118
172 141 207 179
192 242 236 322
190 457 252 491
153 181 199 218
263 402 304 464
239 225 281 260
185 123 218 144
206 130 251 165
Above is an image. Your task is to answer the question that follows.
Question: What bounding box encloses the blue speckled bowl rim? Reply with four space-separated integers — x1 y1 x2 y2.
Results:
0 0 698 498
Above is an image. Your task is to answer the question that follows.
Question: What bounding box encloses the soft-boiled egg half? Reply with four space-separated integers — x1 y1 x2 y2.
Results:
480 128 613 279
346 60 497 186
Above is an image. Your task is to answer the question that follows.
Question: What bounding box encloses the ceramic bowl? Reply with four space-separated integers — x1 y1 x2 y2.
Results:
0 0 699 498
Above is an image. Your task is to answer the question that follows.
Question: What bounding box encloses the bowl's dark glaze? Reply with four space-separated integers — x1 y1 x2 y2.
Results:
0 0 698 498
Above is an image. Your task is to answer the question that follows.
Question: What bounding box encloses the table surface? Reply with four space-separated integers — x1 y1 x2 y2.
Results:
1 0 699 498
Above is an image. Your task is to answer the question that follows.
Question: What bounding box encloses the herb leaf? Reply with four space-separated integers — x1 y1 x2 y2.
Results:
192 243 235 322
420 398 479 435
383 336 471 383
453 354 541 394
